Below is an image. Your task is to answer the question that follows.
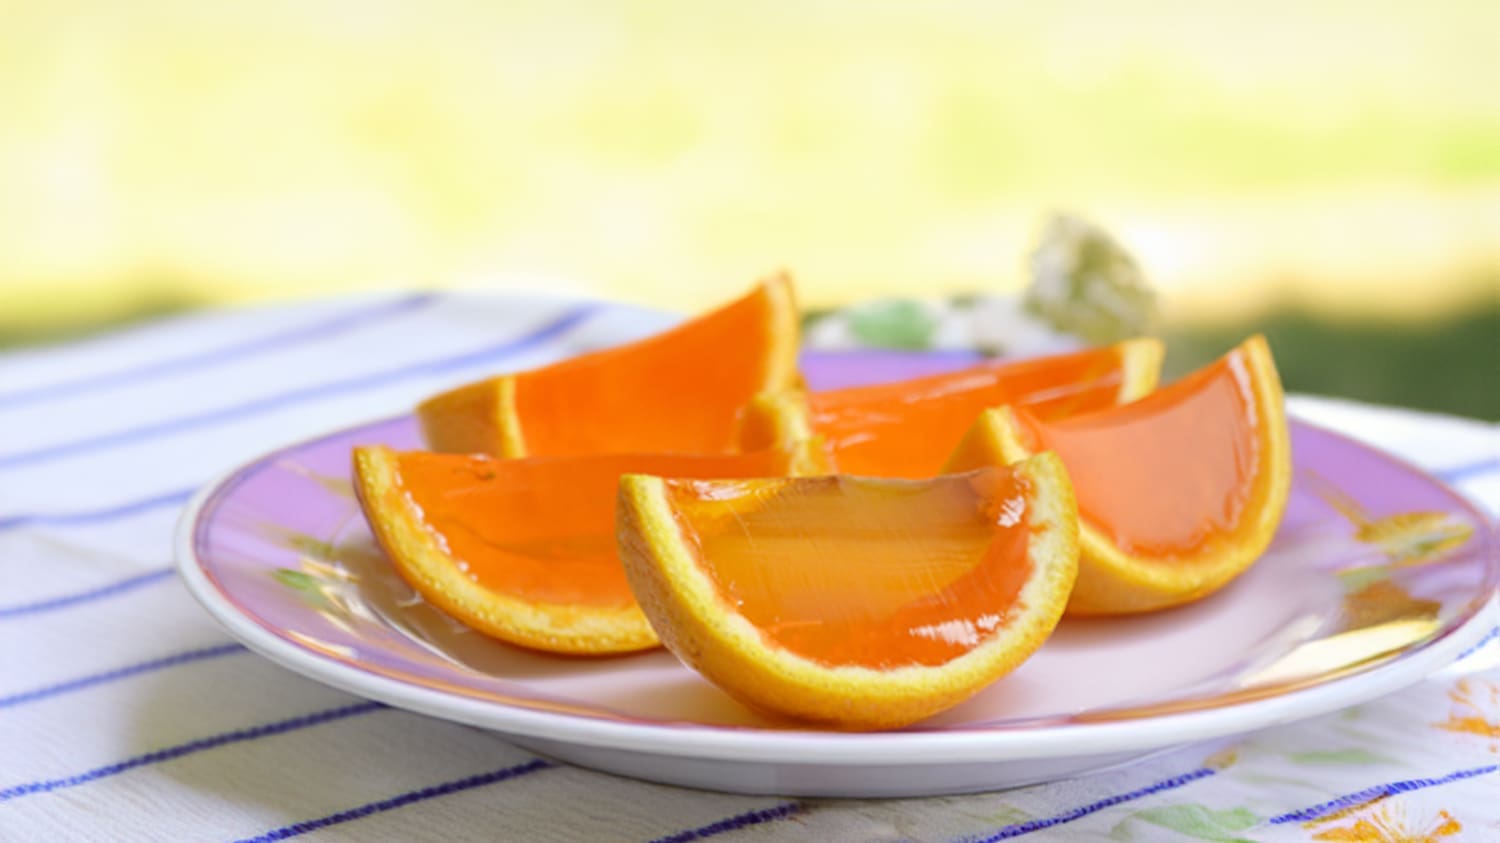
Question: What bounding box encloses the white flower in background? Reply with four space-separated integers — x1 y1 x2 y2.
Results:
1024 214 1158 344
967 296 1078 357
805 214 1158 358
926 301 974 350
805 313 860 350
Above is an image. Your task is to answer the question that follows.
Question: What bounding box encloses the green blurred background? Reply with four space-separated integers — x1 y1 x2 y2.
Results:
2 1 1496 417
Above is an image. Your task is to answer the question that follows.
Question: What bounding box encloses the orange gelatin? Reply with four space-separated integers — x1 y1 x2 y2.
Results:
664 470 1035 668
395 449 797 607
418 273 798 458
615 449 1078 728
971 335 1292 615
741 339 1161 478
512 287 789 456
1017 347 1266 559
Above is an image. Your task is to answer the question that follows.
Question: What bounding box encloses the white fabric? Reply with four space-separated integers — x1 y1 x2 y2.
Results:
2 294 1496 842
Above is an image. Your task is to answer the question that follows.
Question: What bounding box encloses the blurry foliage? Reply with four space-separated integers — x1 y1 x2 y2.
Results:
0 287 206 351
1164 288 1500 421
845 300 940 351
1 2 1496 314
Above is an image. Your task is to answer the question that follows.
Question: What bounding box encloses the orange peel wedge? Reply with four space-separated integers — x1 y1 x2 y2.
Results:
352 441 825 655
738 337 1163 477
419 272 800 458
615 449 1079 730
949 335 1292 615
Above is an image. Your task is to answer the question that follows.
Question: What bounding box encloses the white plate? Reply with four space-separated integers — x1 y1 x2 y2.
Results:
175 337 1496 798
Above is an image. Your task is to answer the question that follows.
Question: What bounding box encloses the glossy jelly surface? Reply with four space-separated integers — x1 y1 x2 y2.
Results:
515 284 784 456
665 468 1036 668
808 345 1132 478
396 449 791 606
1026 351 1261 558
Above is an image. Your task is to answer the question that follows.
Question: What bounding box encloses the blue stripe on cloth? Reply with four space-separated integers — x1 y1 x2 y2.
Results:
648 802 802 843
0 701 386 802
0 304 600 471
233 758 555 842
0 567 174 620
1457 626 1500 661
0 487 194 532
1438 456 1499 485
0 643 245 709
956 767 1218 842
1268 763 1500 824
0 293 437 408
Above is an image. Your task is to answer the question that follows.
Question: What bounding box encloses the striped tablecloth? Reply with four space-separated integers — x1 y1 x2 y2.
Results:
3 292 1496 842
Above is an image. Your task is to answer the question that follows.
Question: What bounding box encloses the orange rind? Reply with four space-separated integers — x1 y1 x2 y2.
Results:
615 449 1079 730
737 338 1163 477
419 273 800 457
353 441 824 654
950 335 1292 615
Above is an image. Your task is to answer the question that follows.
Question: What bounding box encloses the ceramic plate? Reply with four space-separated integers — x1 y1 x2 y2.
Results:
176 351 1497 798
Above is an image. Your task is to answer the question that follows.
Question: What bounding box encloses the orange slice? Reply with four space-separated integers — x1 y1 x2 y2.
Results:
738 338 1162 478
615 451 1079 730
948 335 1292 615
353 442 823 654
419 273 799 457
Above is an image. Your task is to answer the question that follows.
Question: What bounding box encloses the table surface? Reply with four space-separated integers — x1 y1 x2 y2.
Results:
3 292 1496 842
